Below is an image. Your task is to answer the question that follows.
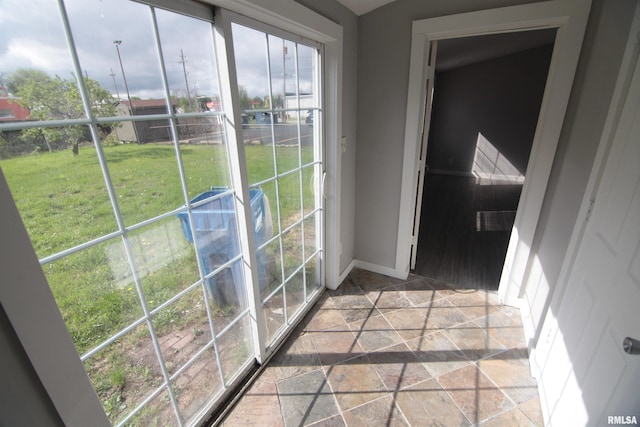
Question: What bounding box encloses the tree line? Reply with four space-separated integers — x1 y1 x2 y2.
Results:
1 68 117 157
0 68 283 159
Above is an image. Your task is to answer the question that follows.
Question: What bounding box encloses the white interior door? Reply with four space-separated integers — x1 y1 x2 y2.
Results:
539 50 640 425
410 40 437 270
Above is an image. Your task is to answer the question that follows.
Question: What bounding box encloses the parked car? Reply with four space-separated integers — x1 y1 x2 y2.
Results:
305 109 314 126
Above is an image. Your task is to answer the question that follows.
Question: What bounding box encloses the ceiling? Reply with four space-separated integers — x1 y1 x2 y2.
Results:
335 0 396 16
332 2 556 72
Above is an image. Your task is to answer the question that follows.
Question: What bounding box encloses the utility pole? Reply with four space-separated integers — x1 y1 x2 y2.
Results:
113 40 139 143
282 42 287 123
109 68 120 100
178 49 192 109
113 40 134 108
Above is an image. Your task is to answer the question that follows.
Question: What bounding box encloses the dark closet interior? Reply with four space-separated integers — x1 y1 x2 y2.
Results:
412 31 556 289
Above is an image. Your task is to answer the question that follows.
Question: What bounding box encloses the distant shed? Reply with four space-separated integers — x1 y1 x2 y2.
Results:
115 99 176 143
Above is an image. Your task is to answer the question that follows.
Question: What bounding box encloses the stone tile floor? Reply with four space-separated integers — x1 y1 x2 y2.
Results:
221 268 543 426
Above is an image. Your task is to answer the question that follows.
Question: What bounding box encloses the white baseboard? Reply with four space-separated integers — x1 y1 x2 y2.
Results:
334 260 355 289
353 259 407 280
330 259 409 290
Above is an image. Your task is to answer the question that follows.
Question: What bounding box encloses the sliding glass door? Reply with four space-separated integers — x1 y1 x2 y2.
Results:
231 20 324 348
0 0 323 425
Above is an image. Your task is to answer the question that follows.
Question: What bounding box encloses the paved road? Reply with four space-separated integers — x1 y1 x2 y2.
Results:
243 123 313 146
186 123 313 146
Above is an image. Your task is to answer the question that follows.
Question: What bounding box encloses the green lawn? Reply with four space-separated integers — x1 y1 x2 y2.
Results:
2 143 313 258
1 142 314 350
1 142 317 423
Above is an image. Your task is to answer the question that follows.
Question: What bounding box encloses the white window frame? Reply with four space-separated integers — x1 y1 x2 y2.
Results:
0 0 343 425
216 11 326 355
211 0 343 292
395 0 591 306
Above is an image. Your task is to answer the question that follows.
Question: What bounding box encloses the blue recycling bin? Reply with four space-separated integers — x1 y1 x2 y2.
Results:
176 186 270 306
254 112 278 124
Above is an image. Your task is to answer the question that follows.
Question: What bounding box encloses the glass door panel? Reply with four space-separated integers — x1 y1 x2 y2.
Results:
0 0 323 423
155 8 221 114
232 22 323 349
0 1 254 425
66 0 166 117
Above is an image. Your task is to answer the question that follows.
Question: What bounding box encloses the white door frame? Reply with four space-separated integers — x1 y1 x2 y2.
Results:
530 3 640 424
395 0 591 305
541 2 640 332
409 40 438 271
213 0 344 291
531 2 640 411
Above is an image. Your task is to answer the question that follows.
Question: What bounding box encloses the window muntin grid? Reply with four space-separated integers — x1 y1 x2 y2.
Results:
0 1 325 424
231 22 323 346
1 0 84 123
66 0 167 119
0 2 265 426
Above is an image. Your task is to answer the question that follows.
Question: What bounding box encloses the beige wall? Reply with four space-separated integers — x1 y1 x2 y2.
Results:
523 0 636 338
295 0 358 274
354 0 635 288
0 304 63 426
355 0 540 267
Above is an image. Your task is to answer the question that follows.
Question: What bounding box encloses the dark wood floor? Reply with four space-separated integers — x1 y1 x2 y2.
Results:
412 174 522 290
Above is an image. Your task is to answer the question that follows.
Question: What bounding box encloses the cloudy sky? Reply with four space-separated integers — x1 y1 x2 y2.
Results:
0 0 316 103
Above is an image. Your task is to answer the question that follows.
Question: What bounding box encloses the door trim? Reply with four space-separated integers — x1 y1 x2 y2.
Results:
532 0 640 378
547 3 640 323
532 7 640 420
395 0 591 306
212 0 344 291
410 40 437 271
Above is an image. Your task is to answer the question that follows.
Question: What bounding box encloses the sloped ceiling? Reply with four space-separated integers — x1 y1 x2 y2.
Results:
335 0 395 16
332 1 556 72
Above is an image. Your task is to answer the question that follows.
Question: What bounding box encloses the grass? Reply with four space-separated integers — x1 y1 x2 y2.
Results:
0 141 316 423
3 143 313 258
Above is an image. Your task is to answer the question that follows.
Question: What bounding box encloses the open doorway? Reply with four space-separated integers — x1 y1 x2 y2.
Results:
411 29 556 289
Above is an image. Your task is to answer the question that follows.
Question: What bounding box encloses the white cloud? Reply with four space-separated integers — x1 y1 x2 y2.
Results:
0 0 315 102
5 39 74 72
